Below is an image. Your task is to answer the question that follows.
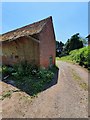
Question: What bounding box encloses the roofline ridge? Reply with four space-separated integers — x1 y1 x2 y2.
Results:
2 16 52 36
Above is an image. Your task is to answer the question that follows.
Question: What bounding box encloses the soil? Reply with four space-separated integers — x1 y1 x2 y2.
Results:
0 61 89 118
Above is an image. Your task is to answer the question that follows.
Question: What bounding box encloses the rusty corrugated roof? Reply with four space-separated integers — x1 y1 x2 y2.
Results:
1 16 52 42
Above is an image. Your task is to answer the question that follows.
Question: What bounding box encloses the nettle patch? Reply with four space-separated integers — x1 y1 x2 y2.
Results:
1 61 57 96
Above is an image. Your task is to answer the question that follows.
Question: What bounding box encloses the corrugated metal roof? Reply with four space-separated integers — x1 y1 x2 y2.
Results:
1 16 52 42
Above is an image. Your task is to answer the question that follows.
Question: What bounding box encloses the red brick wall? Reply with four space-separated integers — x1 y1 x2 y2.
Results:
2 37 40 66
2 41 18 65
39 17 56 68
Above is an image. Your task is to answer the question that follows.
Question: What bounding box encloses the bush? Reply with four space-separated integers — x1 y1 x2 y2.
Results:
36 68 54 79
2 66 14 78
60 46 90 70
12 61 55 81
9 61 56 96
12 61 38 80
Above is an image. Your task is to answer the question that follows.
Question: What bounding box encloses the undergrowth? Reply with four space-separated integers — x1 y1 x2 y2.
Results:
2 61 57 96
57 46 90 70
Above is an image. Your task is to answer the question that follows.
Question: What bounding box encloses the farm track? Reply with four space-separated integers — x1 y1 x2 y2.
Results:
0 61 89 118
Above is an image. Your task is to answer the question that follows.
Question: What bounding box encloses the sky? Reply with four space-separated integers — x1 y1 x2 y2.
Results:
1 2 88 43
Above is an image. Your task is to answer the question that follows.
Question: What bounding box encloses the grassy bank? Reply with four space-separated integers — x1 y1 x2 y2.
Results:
56 46 90 70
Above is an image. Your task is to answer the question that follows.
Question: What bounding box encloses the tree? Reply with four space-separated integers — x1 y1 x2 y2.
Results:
79 37 88 46
64 33 83 53
64 39 70 54
56 41 64 57
56 41 59 49
59 41 64 51
56 41 60 57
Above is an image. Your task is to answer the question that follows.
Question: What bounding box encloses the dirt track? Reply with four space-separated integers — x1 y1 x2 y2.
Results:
0 61 89 118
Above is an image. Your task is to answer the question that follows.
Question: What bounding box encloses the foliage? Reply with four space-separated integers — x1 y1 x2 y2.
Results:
56 41 60 48
56 41 64 57
64 33 83 53
3 61 57 96
59 41 64 49
2 65 14 78
79 37 88 46
56 33 87 57
57 46 90 70
13 68 54 95
12 61 38 80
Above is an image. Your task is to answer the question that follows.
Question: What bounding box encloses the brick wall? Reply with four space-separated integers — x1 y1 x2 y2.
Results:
39 17 56 68
2 40 18 65
2 37 40 66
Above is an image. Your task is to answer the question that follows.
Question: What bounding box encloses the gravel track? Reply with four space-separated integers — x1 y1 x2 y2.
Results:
0 61 88 118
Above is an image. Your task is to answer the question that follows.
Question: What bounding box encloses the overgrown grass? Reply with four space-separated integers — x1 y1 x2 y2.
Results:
56 46 90 70
2 61 57 96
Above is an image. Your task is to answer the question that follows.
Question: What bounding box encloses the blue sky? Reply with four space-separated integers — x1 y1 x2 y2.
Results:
2 2 88 43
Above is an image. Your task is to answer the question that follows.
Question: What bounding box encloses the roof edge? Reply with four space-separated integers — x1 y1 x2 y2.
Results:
2 16 52 36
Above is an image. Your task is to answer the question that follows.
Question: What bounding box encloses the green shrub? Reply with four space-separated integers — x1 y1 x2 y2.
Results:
2 66 14 77
60 46 90 70
2 61 57 96
12 61 38 80
10 62 56 96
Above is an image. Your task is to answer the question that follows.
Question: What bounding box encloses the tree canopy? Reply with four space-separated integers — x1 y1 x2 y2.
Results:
64 33 83 53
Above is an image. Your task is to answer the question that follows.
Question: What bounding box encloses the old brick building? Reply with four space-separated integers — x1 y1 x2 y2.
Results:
0 16 56 68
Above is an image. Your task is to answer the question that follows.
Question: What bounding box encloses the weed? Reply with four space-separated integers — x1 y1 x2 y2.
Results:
0 89 21 100
1 90 12 100
79 82 88 91
6 62 57 96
